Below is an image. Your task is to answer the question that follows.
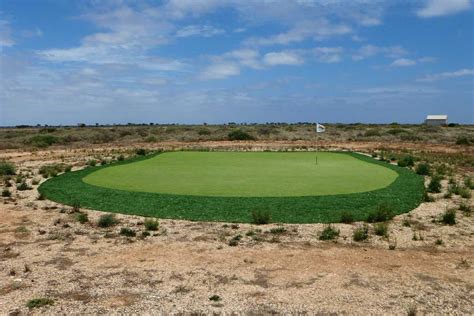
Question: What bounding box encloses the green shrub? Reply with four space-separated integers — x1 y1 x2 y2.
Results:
26 298 54 309
415 163 431 175
136 148 147 155
339 211 354 223
144 218 159 231
423 191 434 202
455 136 471 145
0 161 15 176
458 187 472 198
397 155 414 167
1 188 11 197
87 159 97 167
197 127 212 135
319 225 340 240
251 209 271 225
353 224 369 241
25 135 59 148
228 129 255 141
427 175 442 193
120 227 136 237
364 129 381 137
228 234 241 246
97 214 119 228
64 165 72 172
464 177 474 189
39 164 65 178
117 155 125 161
441 209 456 225
459 202 471 215
269 227 286 234
144 136 157 142
17 181 31 191
75 212 88 224
366 204 394 223
209 295 221 301
373 222 389 237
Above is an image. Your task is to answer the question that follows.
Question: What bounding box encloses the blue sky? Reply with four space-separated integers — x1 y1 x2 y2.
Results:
0 0 473 125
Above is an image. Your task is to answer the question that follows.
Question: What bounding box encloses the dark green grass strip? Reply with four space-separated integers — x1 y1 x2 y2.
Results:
38 152 424 223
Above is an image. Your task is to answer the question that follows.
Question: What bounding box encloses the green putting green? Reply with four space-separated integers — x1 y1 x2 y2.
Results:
39 151 425 223
83 152 398 197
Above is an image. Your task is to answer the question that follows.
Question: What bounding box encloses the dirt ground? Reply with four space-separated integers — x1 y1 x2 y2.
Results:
0 142 473 314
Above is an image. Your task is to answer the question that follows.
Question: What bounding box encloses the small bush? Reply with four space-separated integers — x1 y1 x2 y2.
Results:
423 191 434 202
427 175 442 193
228 234 241 246
228 129 255 141
144 136 157 142
441 209 456 225
269 227 286 234
97 214 119 228
197 127 212 135
0 161 15 176
353 224 369 241
319 225 340 240
87 159 97 167
26 135 59 148
251 209 271 225
75 212 88 224
459 202 471 215
464 177 474 189
373 222 389 237
117 155 125 161
455 136 471 145
1 189 11 197
458 187 472 198
397 155 414 167
26 298 54 309
144 218 159 231
339 211 354 224
209 294 221 301
415 163 431 176
120 227 136 237
136 148 147 155
364 129 381 137
366 204 394 223
39 164 65 178
435 238 444 245
17 181 31 191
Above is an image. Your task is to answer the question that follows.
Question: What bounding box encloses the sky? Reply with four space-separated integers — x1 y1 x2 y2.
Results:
0 0 473 126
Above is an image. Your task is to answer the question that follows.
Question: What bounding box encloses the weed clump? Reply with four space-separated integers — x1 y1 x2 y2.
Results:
17 181 31 191
144 218 159 231
427 175 442 193
319 225 340 240
373 222 389 237
26 298 54 309
441 209 456 225
366 204 394 223
120 227 136 237
97 214 119 228
415 163 431 176
251 209 271 225
228 129 255 141
2 189 11 197
136 148 147 155
397 155 414 167
0 161 15 176
455 136 471 145
75 212 88 224
269 227 286 234
353 224 369 241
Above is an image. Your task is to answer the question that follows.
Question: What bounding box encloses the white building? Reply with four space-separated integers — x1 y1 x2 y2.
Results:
425 115 448 126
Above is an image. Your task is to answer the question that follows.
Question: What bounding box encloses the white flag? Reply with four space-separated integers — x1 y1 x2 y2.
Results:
316 123 325 133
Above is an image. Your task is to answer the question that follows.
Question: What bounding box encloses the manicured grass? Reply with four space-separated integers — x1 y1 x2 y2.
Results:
38 151 424 223
83 152 398 197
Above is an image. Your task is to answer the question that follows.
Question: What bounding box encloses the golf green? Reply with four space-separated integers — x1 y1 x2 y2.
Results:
39 151 425 223
83 152 398 197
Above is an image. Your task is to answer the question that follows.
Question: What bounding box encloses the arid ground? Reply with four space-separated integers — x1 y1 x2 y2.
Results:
0 131 473 314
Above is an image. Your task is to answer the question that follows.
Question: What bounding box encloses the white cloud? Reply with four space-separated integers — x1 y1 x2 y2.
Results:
353 45 408 61
391 58 416 67
417 0 471 17
313 47 343 63
417 68 474 82
176 25 225 38
200 62 240 79
0 17 14 47
263 51 303 66
246 19 351 46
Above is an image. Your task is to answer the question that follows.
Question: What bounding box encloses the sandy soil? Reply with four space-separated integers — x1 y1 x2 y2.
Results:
0 142 473 314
